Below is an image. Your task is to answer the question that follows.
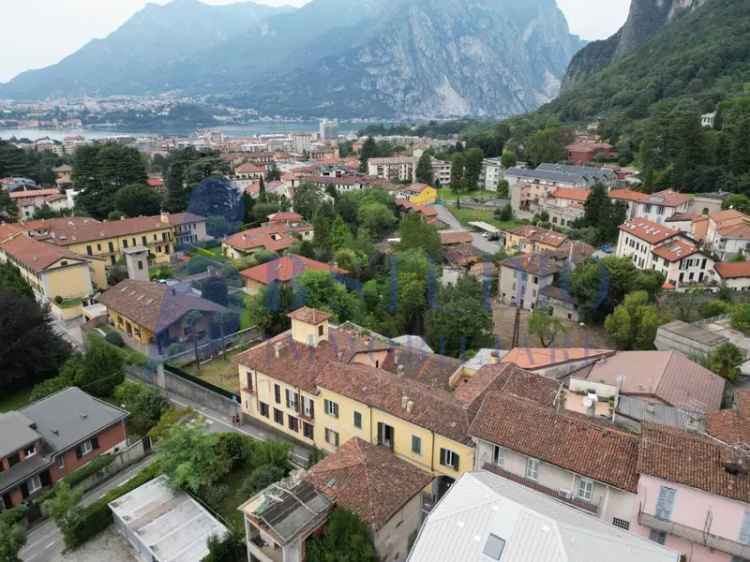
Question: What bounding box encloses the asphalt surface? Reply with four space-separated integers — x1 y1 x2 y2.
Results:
434 204 502 255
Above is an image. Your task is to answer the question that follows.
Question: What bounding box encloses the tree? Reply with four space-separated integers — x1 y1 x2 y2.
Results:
450 152 466 202
188 177 243 237
415 152 434 185
463 147 484 191
703 342 744 382
203 532 246 562
157 423 227 494
398 213 442 263
114 183 163 217
74 336 125 397
294 182 324 221
357 202 396 240
266 162 281 182
313 203 336 260
495 204 514 222
296 270 363 323
529 307 568 347
577 183 627 244
731 303 750 333
247 283 296 336
525 127 572 166
44 481 82 549
202 277 229 306
241 464 286 497
496 179 510 198
359 137 377 173
604 291 664 350
722 193 750 214
112 380 167 434
501 149 518 169
0 292 71 390
329 215 353 252
0 507 27 562
306 509 378 562
0 263 34 299
0 190 18 222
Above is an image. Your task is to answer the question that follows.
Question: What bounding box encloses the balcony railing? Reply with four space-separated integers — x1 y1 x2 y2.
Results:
248 535 283 562
638 510 750 559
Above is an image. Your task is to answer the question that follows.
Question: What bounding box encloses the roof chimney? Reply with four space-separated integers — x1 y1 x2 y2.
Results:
401 395 409 410
160 210 169 224
406 400 415 414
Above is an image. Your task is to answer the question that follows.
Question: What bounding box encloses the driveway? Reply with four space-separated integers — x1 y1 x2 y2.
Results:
435 204 502 255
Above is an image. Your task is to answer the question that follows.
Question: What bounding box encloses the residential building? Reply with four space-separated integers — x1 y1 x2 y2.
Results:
396 200 439 224
537 187 589 228
576 351 725 414
634 421 750 561
97 279 228 355
289 174 375 194
609 189 691 225
163 211 209 247
110 475 228 562
10 188 68 220
430 157 451 187
439 230 473 247
304 438 434 562
701 209 750 261
222 224 307 260
498 254 562 310
494 348 613 380
715 261 750 290
240 255 348 295
480 157 504 191
504 225 568 254
367 157 417 183
566 141 615 165
21 215 176 266
654 320 729 358
0 387 128 509
402 184 438 206
234 162 266 180
538 285 580 321
701 111 717 128
407 471 680 562
471 393 640 527
616 218 713 288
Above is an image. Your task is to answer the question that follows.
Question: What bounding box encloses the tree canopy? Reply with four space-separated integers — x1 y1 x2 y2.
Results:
114 183 163 217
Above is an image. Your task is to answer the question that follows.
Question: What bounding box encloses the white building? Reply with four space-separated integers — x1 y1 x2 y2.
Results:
367 157 417 183
430 157 452 187
498 254 562 311
319 119 337 142
701 209 750 261
480 157 504 191
701 112 717 128
609 189 691 225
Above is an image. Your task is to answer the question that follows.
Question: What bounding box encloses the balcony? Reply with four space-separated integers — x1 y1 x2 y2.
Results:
248 535 283 562
639 510 750 558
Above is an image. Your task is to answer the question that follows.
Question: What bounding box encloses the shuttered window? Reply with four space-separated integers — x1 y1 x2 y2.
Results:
655 486 677 521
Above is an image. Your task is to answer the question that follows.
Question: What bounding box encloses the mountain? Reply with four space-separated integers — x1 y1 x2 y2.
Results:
0 0 585 119
561 0 707 90
545 0 750 125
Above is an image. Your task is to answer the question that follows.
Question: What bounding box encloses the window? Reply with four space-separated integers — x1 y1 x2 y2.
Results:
273 408 284 425
142 236 147 245
86 245 93 256
259 402 270 418
318 325 324 336
655 486 676 521
302 397 315 419
612 518 630 530
137 260 144 271
492 445 503 466
353 411 362 429
439 448 460 471
80 440 93 457
24 446 36 458
288 416 299 433
324 399 339 418
108 241 114 253
123 239 128 248
285 389 299 411
649 529 667 545
411 435 422 455
325 428 340 448
274 384 281 404
377 422 395 450
482 534 506 560
525 458 539 481
56 455 64 469
303 422 314 440
576 477 594 502
27 475 42 494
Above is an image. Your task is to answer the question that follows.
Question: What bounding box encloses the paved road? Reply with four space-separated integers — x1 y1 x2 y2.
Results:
21 456 155 562
434 204 502 255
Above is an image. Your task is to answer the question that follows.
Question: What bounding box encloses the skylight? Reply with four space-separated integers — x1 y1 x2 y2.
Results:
482 534 506 560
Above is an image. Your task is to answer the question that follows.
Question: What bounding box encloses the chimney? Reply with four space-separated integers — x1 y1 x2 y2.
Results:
406 400 415 414
401 395 409 410
274 341 285 359
160 210 170 224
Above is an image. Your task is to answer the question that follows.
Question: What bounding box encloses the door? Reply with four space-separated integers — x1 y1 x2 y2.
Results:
377 423 395 450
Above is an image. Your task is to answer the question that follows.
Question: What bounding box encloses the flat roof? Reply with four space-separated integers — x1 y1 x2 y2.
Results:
109 475 228 562
467 221 500 234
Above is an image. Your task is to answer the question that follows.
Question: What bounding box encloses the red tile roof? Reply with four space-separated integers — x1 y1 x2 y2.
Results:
619 218 680 245
499 348 614 370
550 188 590 203
267 212 303 223
0 235 89 274
715 262 750 280
20 215 172 245
506 225 568 248
304 438 433 532
223 224 297 253
652 238 700 263
705 390 750 445
439 230 473 246
609 189 689 208
240 255 347 286
288 306 332 325
9 189 61 200
470 393 640 492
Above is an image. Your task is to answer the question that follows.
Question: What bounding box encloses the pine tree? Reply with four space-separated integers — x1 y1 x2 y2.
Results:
359 137 377 173
416 152 434 185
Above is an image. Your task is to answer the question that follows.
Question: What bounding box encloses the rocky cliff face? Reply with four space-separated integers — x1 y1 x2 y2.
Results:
562 0 706 90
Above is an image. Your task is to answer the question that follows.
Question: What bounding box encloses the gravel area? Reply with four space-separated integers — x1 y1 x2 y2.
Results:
48 529 135 562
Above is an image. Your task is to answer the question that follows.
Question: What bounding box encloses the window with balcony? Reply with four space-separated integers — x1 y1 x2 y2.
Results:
526 458 540 481
439 448 460 471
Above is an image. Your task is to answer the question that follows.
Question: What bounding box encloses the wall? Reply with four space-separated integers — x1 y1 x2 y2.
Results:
44 263 93 300
48 420 128 482
162 365 241 417
373 488 428 562
68 226 174 267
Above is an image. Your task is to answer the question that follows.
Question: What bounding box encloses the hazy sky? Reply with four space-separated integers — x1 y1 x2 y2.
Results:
0 0 631 83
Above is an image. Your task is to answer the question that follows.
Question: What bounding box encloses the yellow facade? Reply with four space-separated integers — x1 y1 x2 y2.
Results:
410 186 438 206
108 310 155 345
505 233 564 255
69 227 174 267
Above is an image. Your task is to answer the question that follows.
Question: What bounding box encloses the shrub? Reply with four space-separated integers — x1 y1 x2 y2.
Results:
241 464 286 497
147 406 194 443
62 455 115 488
700 299 732 319
202 531 246 562
732 304 750 333
113 380 167 434
104 331 125 348
29 374 73 401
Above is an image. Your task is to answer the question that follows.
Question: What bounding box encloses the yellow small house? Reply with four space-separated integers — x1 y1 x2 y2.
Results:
504 224 569 254
407 184 438 206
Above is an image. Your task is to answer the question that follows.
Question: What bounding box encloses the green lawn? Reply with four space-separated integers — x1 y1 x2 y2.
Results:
240 294 254 330
183 348 248 394
450 207 523 231
438 187 498 202
0 387 33 412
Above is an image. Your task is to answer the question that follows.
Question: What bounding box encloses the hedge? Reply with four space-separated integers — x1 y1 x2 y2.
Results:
62 454 115 488
65 462 161 549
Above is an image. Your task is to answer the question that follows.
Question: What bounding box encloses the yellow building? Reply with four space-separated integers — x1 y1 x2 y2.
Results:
0 226 105 318
236 307 477 491
504 224 569 254
408 184 438 206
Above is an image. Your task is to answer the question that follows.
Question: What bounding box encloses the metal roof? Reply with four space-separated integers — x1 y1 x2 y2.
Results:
407 471 680 562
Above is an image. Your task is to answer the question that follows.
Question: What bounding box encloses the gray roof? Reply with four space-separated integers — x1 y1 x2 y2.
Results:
0 453 52 495
0 411 40 458
540 285 576 305
392 335 434 354
408 471 680 562
20 387 128 454
109 475 228 562
616 395 706 433
657 320 728 347
506 163 614 187
538 163 616 180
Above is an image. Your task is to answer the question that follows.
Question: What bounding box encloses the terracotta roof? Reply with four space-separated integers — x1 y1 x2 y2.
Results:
0 223 24 242
146 178 163 187
666 212 698 223
501 254 563 276
652 238 700 263
9 189 61 200
580 351 725 414
470 393 640 492
304 438 433 532
506 225 568 248
267 212 302 223
692 215 709 241
97 280 227 334
21 215 172 245
235 163 266 174
0 235 89 274
608 189 649 203
315 361 474 444
709 209 748 224
439 230 473 246
500 348 614 371
638 424 750 502
715 262 750 280
223 224 298 253
550 188 590 203
164 212 205 226
609 189 689 208
379 347 461 392
705 390 750 445
240 256 347 286
288 306 332 325
718 221 750 240
619 218 680 245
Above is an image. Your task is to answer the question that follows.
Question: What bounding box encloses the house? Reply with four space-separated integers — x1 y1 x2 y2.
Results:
654 320 729 358
97 279 229 354
396 200 438 224
52 164 73 188
504 225 568 254
496 348 614 380
304 438 434 562
0 387 128 509
367 157 417 183
0 227 107 317
402 183 438 206
715 261 750 290
538 188 589 228
163 211 209 247
110 475 228 562
288 174 375 195
480 157 504 191
240 255 348 295
21 214 176 266
470 393 640 527
575 351 725 414
701 111 717 128
498 254 563 310
701 209 750 261
407 471 680 562
234 162 266 180
566 141 615 164
609 189 691 225
538 285 580 321
634 421 750 561
10 188 68 220
439 230 473 246
616 218 713 288
430 157 452 187
222 224 301 260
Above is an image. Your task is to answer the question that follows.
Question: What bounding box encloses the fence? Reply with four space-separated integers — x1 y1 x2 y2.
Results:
73 438 151 494
163 326 262 367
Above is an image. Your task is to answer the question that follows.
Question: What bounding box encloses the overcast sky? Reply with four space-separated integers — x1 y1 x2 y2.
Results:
0 0 631 83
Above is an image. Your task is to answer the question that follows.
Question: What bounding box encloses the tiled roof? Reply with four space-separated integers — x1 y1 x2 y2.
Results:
506 225 568 248
235 163 266 174
652 238 700 263
715 262 750 279
501 254 563 276
21 215 172 245
288 306 332 325
9 188 61 200
580 351 725 414
240 256 347 286
619 218 680 245
304 438 433 532
638 424 750 502
709 209 748 224
267 212 302 223
0 235 89 273
470 393 640 492
718 221 750 240
705 390 750 445
223 224 298 253
500 348 614 370
550 188 590 202
609 189 689 208
379 347 461 392
439 230 473 246
165 212 205 226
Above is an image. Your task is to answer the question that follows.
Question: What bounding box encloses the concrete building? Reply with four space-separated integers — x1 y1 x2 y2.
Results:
480 157 504 191
538 188 589 228
609 189 691 225
430 158 452 187
110 475 228 562
498 254 563 311
164 212 209 247
367 157 417 183
715 262 750 290
654 320 729 358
